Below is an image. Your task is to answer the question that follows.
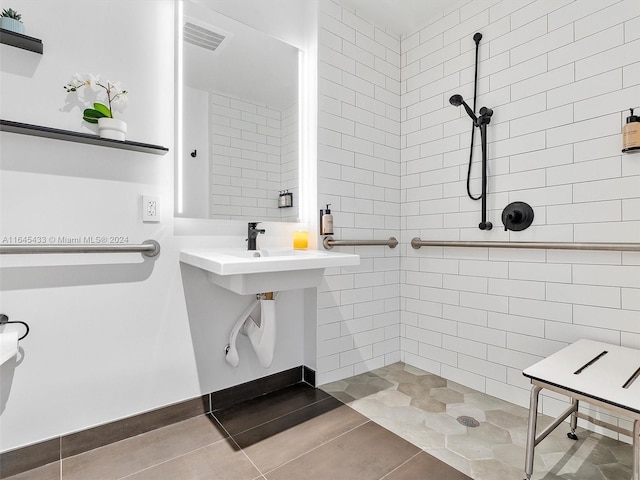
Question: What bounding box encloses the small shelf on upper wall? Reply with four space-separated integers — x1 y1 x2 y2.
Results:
0 120 169 155
0 28 43 54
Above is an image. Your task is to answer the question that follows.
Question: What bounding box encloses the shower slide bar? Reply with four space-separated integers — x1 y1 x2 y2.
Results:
411 238 640 252
323 236 398 250
0 239 161 257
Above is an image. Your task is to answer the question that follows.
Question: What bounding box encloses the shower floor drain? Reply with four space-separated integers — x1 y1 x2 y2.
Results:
457 416 480 427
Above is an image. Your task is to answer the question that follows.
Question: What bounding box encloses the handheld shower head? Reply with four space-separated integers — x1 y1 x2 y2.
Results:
449 94 477 124
449 94 463 107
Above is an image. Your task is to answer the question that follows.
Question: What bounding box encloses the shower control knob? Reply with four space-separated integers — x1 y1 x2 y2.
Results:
502 202 534 232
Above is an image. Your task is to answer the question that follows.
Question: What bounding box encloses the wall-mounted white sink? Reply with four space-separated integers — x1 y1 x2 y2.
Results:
180 248 359 294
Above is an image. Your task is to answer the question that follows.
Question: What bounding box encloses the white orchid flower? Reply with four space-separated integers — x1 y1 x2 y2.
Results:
63 72 127 121
108 80 128 112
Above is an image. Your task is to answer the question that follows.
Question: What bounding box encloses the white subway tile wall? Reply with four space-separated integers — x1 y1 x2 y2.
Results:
210 92 298 220
401 0 640 440
317 0 640 441
317 0 401 385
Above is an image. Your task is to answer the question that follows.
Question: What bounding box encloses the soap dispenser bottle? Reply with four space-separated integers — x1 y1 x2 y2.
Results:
622 108 640 153
320 204 334 235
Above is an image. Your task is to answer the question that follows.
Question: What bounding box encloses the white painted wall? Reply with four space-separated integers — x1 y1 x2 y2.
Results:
400 0 640 440
0 0 314 453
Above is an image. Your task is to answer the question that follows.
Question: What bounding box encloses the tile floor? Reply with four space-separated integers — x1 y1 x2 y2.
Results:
5 383 469 480
6 363 635 480
322 362 635 480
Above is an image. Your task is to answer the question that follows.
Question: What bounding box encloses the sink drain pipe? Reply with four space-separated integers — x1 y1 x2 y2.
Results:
225 292 278 368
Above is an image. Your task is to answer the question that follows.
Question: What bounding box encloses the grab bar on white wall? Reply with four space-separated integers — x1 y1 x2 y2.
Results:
0 239 160 257
323 236 398 250
410 238 640 252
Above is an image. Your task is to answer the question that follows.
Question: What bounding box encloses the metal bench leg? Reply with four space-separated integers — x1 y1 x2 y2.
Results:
634 419 639 480
524 385 542 480
567 398 579 440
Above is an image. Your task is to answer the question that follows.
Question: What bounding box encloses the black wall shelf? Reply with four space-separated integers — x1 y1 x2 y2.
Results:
0 28 43 54
0 120 169 155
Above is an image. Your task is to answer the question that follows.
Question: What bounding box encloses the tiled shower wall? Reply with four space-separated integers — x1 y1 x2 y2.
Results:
210 92 298 220
316 0 402 384
316 0 640 440
401 0 640 439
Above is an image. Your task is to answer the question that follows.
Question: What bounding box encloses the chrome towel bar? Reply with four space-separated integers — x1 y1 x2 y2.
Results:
323 236 398 250
411 238 640 252
0 239 160 257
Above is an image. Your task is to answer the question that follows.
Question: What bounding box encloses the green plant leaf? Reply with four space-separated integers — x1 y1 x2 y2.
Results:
93 103 112 118
2 8 22 20
83 108 108 124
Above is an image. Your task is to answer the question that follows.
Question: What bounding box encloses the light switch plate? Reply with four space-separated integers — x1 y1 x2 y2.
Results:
142 195 160 222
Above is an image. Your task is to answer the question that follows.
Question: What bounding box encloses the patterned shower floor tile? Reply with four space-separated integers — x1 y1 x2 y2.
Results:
321 362 634 480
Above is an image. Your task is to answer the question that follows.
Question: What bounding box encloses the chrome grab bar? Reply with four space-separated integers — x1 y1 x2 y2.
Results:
323 236 398 250
0 239 160 257
411 238 640 252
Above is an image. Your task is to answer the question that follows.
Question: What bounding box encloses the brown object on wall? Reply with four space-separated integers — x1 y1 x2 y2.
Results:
622 108 640 153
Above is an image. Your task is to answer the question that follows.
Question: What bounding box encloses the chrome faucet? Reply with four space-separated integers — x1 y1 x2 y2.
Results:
247 222 265 250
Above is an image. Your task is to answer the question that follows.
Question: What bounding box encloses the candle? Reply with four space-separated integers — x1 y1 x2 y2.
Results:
293 231 308 249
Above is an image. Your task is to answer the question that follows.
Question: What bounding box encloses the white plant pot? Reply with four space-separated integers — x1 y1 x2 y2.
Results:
0 17 25 34
97 118 127 141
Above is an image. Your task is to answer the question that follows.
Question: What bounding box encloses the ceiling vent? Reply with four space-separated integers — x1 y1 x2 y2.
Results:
184 22 226 52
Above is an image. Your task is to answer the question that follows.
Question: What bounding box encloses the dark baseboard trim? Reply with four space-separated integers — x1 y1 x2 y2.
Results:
61 396 210 459
210 365 304 411
0 365 315 478
303 365 316 386
0 437 60 479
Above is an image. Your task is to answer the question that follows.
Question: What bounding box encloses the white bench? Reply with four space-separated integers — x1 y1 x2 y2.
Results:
522 339 640 480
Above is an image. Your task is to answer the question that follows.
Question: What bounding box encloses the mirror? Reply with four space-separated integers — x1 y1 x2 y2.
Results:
177 0 300 222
